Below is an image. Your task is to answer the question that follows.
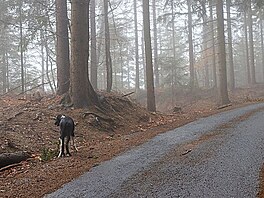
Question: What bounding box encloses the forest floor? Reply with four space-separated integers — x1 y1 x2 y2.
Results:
1 85 264 198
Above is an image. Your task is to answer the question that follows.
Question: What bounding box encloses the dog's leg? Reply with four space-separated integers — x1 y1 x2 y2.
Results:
65 136 71 156
58 138 65 157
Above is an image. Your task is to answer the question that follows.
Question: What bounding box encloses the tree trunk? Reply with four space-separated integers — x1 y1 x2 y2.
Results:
44 30 55 94
260 18 264 81
248 0 256 84
244 12 251 85
152 0 159 88
96 18 104 89
6 52 9 92
90 0 98 90
209 0 217 89
202 16 209 88
104 0 112 92
141 31 146 89
143 0 156 112
226 0 235 90
2 50 7 94
216 0 230 105
71 0 98 108
187 0 195 92
171 0 176 89
56 0 70 95
19 1 25 93
40 30 45 92
127 40 130 89
134 0 140 91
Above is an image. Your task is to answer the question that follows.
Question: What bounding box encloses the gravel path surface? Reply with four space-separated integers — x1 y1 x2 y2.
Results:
45 103 264 198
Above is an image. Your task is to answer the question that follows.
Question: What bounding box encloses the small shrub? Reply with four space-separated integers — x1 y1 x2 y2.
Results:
40 147 57 161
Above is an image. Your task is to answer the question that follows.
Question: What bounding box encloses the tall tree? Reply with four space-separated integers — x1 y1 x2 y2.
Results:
244 11 251 84
70 0 98 108
216 0 230 105
104 0 112 92
171 0 176 88
19 0 25 93
134 0 140 91
40 30 45 92
56 0 70 95
0 4 8 94
260 18 264 80
90 0 98 90
209 0 217 89
187 0 195 92
202 17 210 88
143 0 156 112
226 0 235 90
248 0 256 84
152 0 159 87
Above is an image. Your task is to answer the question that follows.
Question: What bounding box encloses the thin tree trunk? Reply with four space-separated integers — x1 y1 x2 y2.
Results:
187 0 195 92
127 39 130 89
90 0 98 90
226 0 235 90
19 1 25 93
209 0 217 89
171 0 176 103
141 31 146 89
202 17 209 88
171 0 176 75
6 52 9 91
244 12 251 85
44 32 55 94
260 19 264 81
216 0 230 105
152 0 159 88
2 50 7 94
41 30 45 92
134 0 140 91
143 0 156 112
120 49 124 89
104 0 112 92
248 0 256 84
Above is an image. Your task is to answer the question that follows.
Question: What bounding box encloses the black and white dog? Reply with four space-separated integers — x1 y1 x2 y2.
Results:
55 114 78 157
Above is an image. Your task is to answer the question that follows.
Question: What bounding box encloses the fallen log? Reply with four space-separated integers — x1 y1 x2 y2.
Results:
0 151 31 169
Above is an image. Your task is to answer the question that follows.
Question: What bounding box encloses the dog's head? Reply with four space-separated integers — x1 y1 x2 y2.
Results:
55 114 66 126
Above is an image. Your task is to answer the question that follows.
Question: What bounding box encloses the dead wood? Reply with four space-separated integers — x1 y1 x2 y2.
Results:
122 92 134 97
0 162 22 172
82 112 115 124
217 103 232 110
0 151 31 169
181 149 192 156
7 112 23 121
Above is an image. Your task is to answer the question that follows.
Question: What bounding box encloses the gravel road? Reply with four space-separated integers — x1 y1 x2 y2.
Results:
45 103 264 198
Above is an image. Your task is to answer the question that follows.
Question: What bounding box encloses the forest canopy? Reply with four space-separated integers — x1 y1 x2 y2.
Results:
0 0 263 109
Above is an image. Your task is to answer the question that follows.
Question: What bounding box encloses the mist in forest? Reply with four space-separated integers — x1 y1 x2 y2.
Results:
0 0 264 111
